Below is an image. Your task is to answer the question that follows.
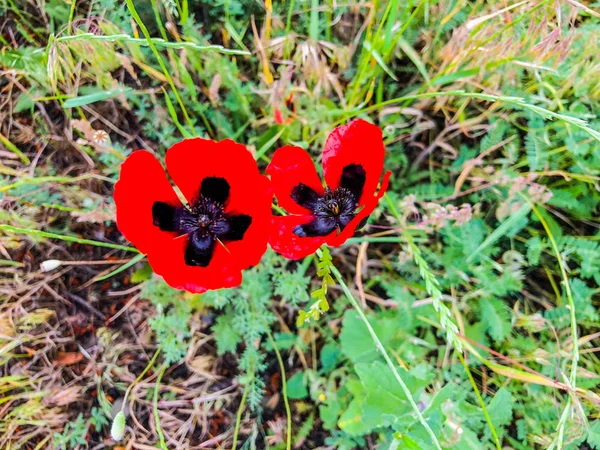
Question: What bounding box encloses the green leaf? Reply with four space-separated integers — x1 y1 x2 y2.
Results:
339 361 432 436
320 343 341 373
587 420 600 449
320 396 341 430
338 395 371 436
479 298 511 343
339 310 396 364
286 371 309 400
525 132 548 170
131 262 153 283
467 203 531 263
487 388 513 427
95 253 145 281
526 236 543 266
212 312 241 355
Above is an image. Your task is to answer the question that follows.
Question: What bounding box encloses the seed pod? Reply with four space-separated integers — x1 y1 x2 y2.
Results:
110 410 126 441
40 260 62 272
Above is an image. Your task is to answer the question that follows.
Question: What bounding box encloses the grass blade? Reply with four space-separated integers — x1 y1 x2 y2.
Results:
94 253 146 281
0 225 139 253
0 131 30 164
63 88 133 108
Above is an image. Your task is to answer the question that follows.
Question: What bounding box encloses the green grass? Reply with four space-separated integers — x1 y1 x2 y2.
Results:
1 0 600 449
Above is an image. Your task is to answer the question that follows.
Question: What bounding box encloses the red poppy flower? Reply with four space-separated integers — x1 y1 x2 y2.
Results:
113 138 272 293
267 119 391 260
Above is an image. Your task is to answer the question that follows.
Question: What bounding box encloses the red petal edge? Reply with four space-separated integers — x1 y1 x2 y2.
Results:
327 170 391 247
267 145 324 216
268 215 330 260
113 151 182 256
322 119 384 206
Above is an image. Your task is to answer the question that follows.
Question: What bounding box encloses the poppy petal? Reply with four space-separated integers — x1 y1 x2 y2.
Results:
219 174 272 270
327 170 391 247
220 214 252 241
185 229 215 267
166 138 257 203
294 215 338 237
267 146 324 215
166 138 273 271
322 119 384 206
269 215 330 260
200 177 230 204
114 151 182 255
147 234 242 293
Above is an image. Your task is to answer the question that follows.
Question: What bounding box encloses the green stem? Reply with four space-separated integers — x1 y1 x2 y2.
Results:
150 0 169 41
55 33 249 55
231 374 252 449
383 193 461 350
457 352 501 450
323 249 443 450
267 330 292 450
67 0 77 33
153 364 169 450
528 201 579 450
283 0 296 60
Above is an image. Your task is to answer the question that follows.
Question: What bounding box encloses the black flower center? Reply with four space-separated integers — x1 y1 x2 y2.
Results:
291 164 366 237
151 177 251 267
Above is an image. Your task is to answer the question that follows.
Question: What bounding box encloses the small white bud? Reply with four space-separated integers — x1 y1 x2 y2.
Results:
110 410 126 441
40 260 62 272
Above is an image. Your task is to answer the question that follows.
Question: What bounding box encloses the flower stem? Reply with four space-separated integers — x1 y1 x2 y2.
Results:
528 200 579 450
231 374 252 449
267 329 292 450
153 364 169 450
457 352 501 449
322 249 443 450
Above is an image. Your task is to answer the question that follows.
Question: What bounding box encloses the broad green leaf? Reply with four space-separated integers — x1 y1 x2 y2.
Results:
286 371 309 400
339 310 397 364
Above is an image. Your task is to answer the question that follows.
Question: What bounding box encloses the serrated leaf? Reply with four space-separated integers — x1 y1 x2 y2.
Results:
339 310 396 364
487 388 513 427
339 361 432 436
212 312 241 355
479 298 511 343
526 236 543 266
587 420 600 449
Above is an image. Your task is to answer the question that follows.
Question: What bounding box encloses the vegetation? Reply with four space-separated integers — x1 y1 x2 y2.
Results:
1 0 600 449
